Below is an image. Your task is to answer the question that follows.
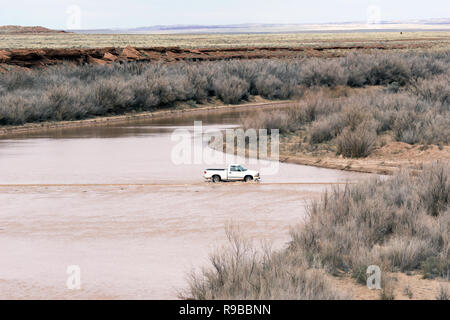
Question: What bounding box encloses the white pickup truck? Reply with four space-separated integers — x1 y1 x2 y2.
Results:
203 164 260 183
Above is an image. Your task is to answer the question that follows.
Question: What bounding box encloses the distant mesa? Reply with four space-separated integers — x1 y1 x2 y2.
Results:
0 25 68 34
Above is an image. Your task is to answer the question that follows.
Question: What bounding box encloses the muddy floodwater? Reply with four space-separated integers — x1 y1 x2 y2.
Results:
0 107 374 299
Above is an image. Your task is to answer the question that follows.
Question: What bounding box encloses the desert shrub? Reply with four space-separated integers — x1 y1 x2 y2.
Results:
366 55 410 86
186 71 210 102
369 93 418 133
409 74 450 105
408 53 448 79
336 121 377 158
392 110 424 144
418 163 449 217
309 114 343 144
379 273 396 300
342 53 372 87
300 59 348 87
338 105 373 131
292 101 319 124
254 74 294 99
420 114 450 145
212 75 249 104
290 164 450 281
421 256 450 279
126 77 157 110
391 109 449 145
385 81 401 93
275 92 345 135
307 95 380 145
182 227 349 300
369 91 450 144
0 70 37 91
0 94 31 125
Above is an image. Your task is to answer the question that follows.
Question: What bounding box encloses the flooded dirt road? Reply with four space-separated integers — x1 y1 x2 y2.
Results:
0 107 373 299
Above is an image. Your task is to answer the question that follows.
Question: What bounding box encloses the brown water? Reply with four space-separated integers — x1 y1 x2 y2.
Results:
0 108 373 299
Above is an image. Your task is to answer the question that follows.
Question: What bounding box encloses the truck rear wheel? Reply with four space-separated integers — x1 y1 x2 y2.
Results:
212 175 221 183
244 175 253 182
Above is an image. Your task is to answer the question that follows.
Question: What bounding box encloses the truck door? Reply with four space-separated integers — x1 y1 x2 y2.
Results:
228 165 242 180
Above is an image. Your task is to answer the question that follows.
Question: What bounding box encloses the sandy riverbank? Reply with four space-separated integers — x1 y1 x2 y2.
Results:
277 142 450 175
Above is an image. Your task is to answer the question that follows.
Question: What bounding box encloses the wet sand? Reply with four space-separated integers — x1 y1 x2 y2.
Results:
0 108 373 299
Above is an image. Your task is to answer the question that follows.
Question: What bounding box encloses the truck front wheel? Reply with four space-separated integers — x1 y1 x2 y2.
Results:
244 175 253 182
212 175 221 183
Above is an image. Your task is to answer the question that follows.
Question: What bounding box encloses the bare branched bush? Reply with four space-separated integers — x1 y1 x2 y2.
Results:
336 121 377 158
418 163 450 217
253 74 297 99
212 75 250 104
392 110 424 144
379 237 434 271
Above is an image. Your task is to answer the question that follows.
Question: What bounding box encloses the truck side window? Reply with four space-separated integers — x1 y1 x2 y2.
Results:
230 166 238 172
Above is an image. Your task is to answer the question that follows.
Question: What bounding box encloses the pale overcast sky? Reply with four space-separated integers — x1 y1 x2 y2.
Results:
1 0 449 29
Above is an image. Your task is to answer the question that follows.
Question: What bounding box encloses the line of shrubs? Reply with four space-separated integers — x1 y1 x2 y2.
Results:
0 50 448 126
241 72 449 157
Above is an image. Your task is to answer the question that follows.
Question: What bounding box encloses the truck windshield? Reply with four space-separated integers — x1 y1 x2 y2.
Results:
238 165 247 171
